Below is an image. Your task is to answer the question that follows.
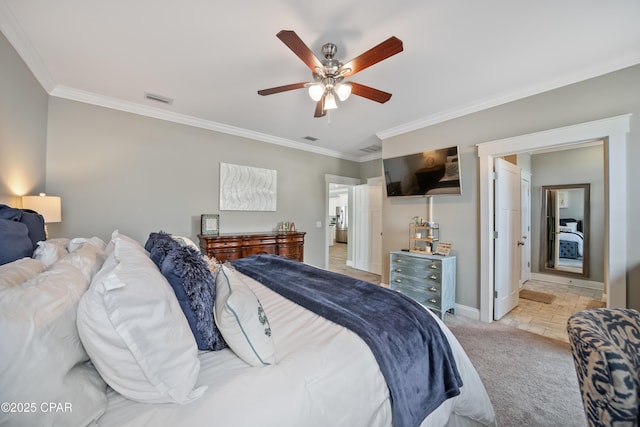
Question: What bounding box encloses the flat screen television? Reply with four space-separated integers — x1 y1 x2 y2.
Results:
383 146 462 197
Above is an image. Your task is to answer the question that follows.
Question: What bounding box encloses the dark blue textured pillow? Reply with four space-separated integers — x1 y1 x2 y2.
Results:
19 209 46 249
0 204 46 250
145 231 180 267
0 219 33 265
161 245 226 351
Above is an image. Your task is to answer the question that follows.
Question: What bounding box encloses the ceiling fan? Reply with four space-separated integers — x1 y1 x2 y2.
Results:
258 30 403 118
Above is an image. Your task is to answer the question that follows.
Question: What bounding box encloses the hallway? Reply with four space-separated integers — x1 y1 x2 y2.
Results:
328 242 381 284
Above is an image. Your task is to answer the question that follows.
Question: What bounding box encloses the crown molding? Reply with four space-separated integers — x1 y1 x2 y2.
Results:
50 85 363 162
377 54 640 141
0 2 56 92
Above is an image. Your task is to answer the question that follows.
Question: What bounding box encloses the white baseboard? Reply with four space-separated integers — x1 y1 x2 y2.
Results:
530 272 604 291
454 304 481 321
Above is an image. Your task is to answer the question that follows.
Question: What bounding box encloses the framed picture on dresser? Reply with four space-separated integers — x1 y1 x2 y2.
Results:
200 214 220 235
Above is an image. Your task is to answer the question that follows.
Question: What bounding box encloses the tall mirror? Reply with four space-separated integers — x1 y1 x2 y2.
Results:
540 183 590 278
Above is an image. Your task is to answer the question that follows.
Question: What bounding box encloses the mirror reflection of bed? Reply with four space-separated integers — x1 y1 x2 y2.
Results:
556 218 584 273
541 184 590 278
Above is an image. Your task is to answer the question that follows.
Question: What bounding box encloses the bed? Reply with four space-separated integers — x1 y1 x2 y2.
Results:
0 205 496 427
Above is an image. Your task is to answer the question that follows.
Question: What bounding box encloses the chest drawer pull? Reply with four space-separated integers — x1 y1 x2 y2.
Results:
429 274 438 280
429 263 439 269
428 298 437 304
394 268 402 273
428 286 437 292
394 279 402 283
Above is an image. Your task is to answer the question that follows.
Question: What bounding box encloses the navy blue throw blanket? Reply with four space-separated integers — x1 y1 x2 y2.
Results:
232 254 462 427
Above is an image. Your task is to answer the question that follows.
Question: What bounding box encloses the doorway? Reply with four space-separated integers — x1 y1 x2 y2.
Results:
478 115 630 323
325 175 383 284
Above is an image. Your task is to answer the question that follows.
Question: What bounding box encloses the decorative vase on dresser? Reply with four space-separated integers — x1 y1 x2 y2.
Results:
389 250 456 320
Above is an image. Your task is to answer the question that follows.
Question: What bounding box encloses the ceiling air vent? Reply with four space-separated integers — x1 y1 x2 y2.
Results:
359 145 382 153
144 92 174 105
303 136 319 142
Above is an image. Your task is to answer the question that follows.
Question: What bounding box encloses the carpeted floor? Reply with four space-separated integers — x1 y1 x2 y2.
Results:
444 314 586 426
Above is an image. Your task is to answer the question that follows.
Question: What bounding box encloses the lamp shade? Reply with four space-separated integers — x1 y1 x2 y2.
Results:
308 84 324 101
22 194 62 223
335 83 352 101
324 92 338 110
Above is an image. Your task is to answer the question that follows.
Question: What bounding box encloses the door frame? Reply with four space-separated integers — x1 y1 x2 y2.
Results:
478 114 630 323
325 174 361 270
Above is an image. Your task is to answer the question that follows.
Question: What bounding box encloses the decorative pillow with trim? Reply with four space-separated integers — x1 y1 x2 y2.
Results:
214 265 274 366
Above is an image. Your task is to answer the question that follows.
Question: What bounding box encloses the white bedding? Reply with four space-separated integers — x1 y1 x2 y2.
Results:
96 270 496 427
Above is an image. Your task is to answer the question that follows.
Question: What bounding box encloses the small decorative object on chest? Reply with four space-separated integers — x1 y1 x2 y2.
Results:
389 251 456 320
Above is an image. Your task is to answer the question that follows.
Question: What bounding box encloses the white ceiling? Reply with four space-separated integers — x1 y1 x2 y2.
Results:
2 1 639 161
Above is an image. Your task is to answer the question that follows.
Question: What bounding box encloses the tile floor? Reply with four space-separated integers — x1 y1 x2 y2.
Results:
497 280 604 342
328 243 605 343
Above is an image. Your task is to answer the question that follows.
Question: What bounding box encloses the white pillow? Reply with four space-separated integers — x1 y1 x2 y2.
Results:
214 265 275 366
0 254 107 427
77 233 205 404
0 257 46 289
57 239 107 283
68 236 106 252
33 237 70 267
173 235 200 252
565 222 578 233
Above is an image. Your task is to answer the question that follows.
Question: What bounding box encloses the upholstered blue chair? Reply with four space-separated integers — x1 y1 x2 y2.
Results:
567 308 640 427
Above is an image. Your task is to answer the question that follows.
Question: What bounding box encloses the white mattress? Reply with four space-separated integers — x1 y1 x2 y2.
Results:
95 271 495 427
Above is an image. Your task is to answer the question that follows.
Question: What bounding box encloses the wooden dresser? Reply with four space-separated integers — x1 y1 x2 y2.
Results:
198 231 305 263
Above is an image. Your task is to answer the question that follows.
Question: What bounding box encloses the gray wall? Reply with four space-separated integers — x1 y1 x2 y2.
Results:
0 31 48 204
382 64 640 310
530 145 605 282
44 97 362 268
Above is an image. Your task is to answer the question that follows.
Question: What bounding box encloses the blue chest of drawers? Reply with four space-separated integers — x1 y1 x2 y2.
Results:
389 251 456 320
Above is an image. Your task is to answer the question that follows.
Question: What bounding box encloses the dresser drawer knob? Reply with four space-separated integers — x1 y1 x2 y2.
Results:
429 275 437 280
428 298 437 304
429 264 438 269
395 268 402 273
428 286 437 292
394 279 402 283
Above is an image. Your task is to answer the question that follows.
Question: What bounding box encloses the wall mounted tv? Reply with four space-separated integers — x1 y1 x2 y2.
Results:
383 146 462 197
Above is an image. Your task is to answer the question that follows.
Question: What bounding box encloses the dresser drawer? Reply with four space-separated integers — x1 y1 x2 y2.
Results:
392 285 441 310
390 276 442 296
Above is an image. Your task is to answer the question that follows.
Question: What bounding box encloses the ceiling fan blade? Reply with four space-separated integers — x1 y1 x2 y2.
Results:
277 30 323 72
314 98 326 117
257 82 307 96
340 36 403 77
350 82 392 103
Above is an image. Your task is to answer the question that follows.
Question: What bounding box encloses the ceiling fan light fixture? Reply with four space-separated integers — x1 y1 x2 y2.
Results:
324 92 338 110
335 83 352 101
308 84 324 101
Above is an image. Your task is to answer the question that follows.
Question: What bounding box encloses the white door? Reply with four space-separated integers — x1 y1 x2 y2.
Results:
368 182 382 275
353 182 382 275
520 171 532 285
494 158 522 320
353 185 370 272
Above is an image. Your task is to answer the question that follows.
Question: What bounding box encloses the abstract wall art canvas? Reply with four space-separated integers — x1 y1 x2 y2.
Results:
219 163 277 211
